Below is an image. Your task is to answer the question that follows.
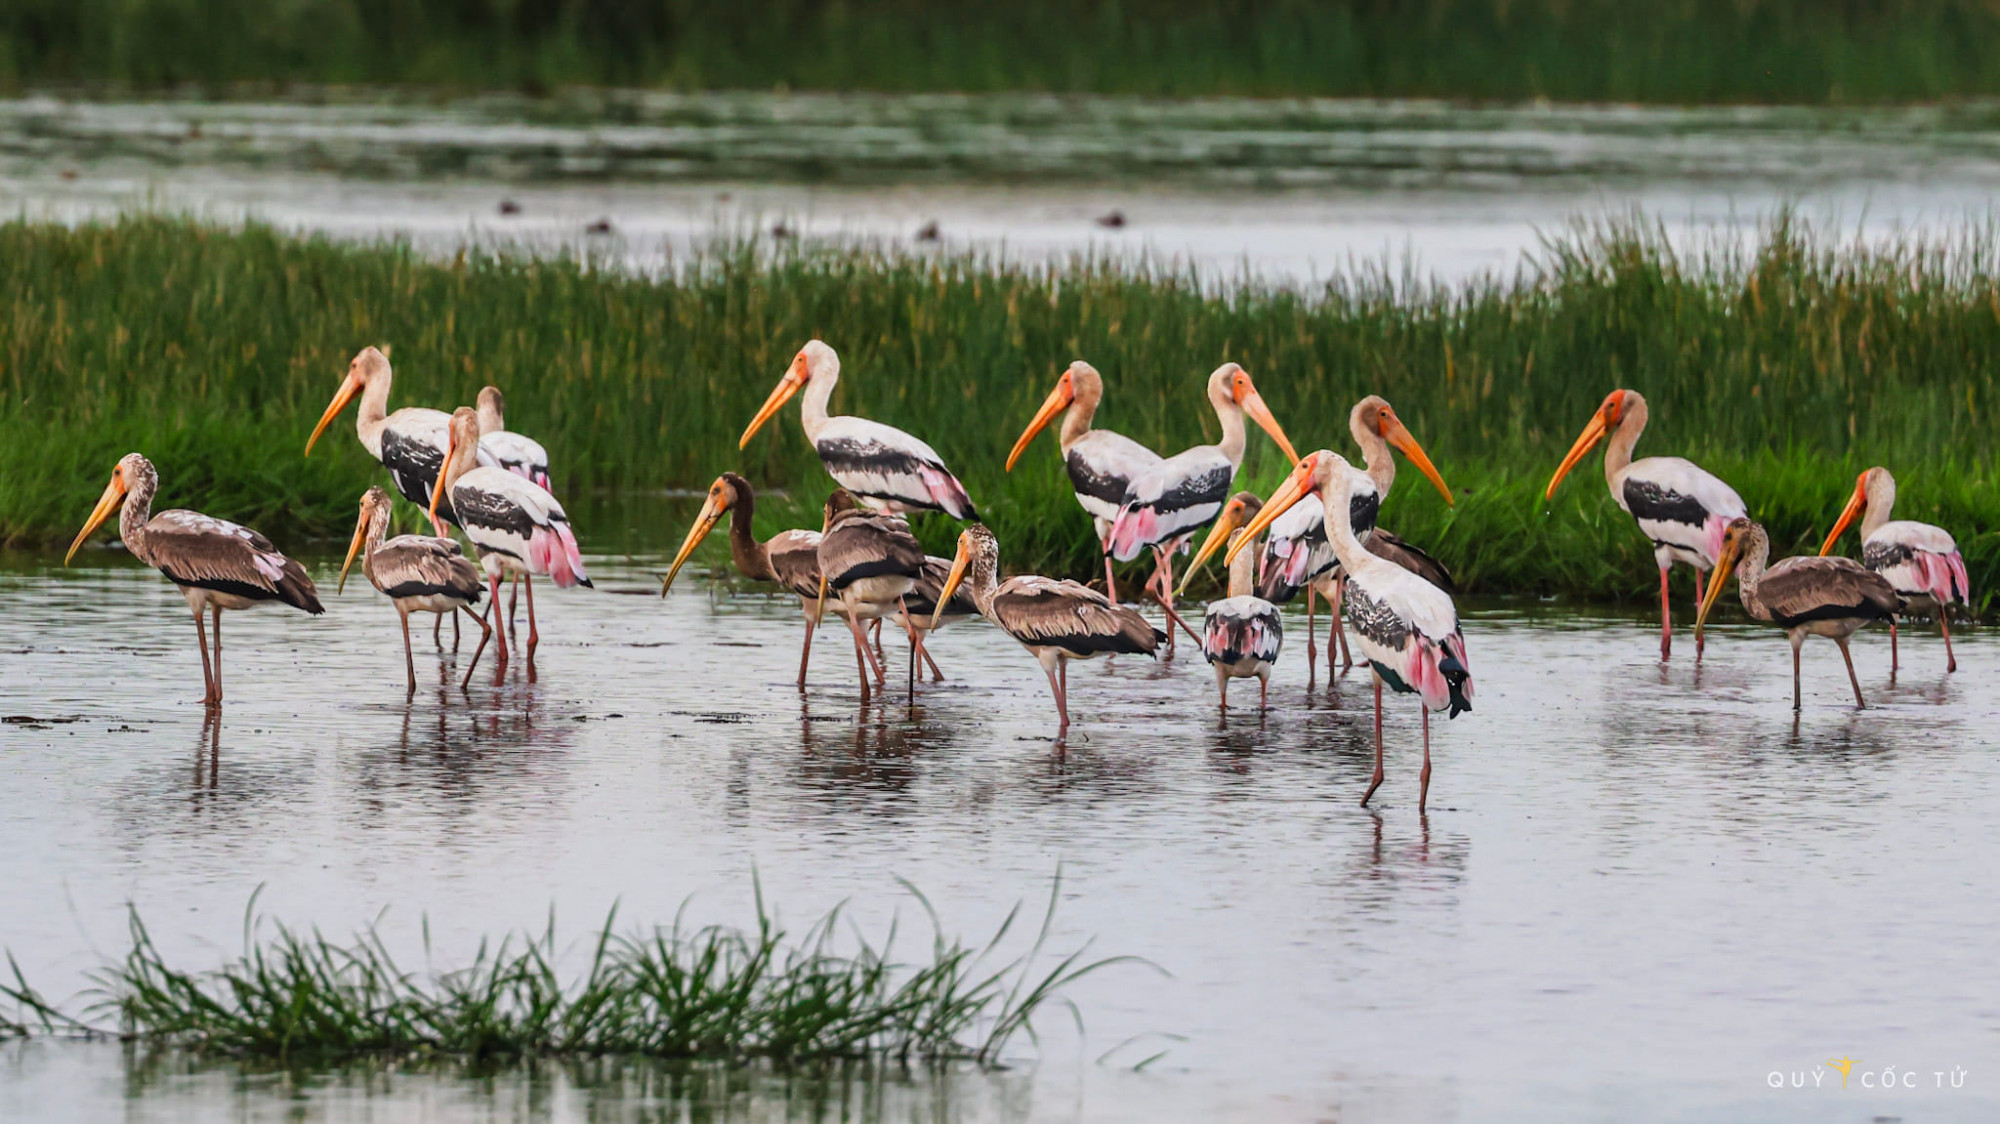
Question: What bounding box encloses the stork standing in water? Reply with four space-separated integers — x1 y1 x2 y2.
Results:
66 453 323 707
339 486 490 693
1180 492 1283 709
1697 518 1901 709
663 473 827 688
1006 360 1164 602
476 384 553 634
927 524 1165 735
1105 363 1299 644
1257 395 1454 671
1544 389 1746 661
1819 466 1971 673
815 490 928 704
429 408 590 672
740 340 978 520
1234 452 1472 812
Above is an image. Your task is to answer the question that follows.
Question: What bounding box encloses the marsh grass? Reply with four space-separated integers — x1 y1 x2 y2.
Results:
0 878 1136 1065
1 214 1994 612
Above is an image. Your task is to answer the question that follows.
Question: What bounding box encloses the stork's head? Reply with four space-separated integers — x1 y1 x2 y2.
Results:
1819 466 1893 557
1007 360 1100 470
933 523 1000 631
1353 394 1454 506
476 385 506 432
1696 517 1766 639
339 486 394 595
1544 388 1641 501
1207 363 1300 466
307 346 392 457
741 340 838 449
1225 450 1353 569
1177 490 1267 597
822 487 862 529
663 473 751 596
427 407 482 524
66 452 152 565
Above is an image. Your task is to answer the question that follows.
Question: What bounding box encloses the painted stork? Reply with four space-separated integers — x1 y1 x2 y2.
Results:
739 340 978 519
66 453 323 707
1257 395 1454 671
815 489 928 704
1233 451 1472 812
1819 466 1972 673
927 523 1165 734
1005 360 1164 602
662 472 828 688
428 408 590 671
1180 491 1283 709
1105 363 1299 637
1697 517 1902 709
339 486 491 693
1544 389 1746 661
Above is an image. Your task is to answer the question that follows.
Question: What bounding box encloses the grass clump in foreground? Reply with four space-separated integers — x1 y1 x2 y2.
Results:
1 213 1995 613
1 879 1137 1065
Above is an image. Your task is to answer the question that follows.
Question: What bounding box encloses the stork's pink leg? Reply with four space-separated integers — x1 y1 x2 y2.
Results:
1889 618 1901 673
434 613 444 649
1940 612 1956 673
399 607 416 695
1837 635 1866 709
1658 566 1673 661
797 613 817 689
1103 553 1119 605
1692 569 1707 660
1362 676 1385 807
1419 706 1432 813
1041 660 1067 733
192 608 216 707
460 606 493 689
508 575 520 635
523 573 539 662
896 597 922 705
489 572 510 671
1330 576 1352 671
841 611 874 704
1057 658 1071 732
1157 549 1178 657
211 608 224 705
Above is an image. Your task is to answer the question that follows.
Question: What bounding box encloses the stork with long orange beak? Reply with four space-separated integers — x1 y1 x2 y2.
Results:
1104 363 1299 643
739 340 978 520
340 486 490 693
1228 451 1471 812
67 453 323 707
1544 389 1746 661
1006 360 1164 603
1819 466 1971 673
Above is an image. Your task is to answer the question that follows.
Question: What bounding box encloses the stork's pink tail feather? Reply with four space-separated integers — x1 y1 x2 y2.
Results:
1107 505 1159 562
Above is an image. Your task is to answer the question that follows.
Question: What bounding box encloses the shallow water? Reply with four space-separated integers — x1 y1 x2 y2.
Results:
7 92 2000 282
3 541 1997 1122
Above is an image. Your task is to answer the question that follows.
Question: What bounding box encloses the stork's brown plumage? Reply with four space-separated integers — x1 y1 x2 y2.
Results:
66 453 323 707
663 472 828 688
816 490 928 704
1697 518 1902 710
340 486 490 693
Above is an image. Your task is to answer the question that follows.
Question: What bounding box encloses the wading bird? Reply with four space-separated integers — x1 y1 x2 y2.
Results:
662 473 828 688
1697 517 1901 710
816 490 928 703
740 340 978 519
1234 451 1472 811
66 453 323 707
928 524 1164 734
1105 363 1300 637
429 408 590 671
1819 466 1971 673
1258 395 1454 671
1181 492 1283 709
339 486 490 693
1545 389 1746 661
1006 360 1164 601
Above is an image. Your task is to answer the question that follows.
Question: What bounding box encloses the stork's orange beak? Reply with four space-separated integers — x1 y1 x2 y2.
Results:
931 531 974 634
1818 473 1870 557
1006 373 1075 471
427 433 456 525
1235 375 1301 466
1694 535 1743 639
1229 452 1320 566
663 482 730 596
1544 406 1613 501
1178 497 1249 598
306 372 362 457
66 468 128 565
739 355 809 450
338 505 371 596
1382 414 1453 506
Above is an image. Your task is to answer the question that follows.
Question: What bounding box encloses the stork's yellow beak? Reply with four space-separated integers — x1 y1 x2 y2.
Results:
931 532 974 634
66 469 128 565
1818 473 1870 557
739 355 809 450
338 507 370 595
1235 376 1300 467
1178 499 1248 599
1382 414 1453 506
663 485 729 596
306 372 362 457
1229 453 1320 566
1694 539 1743 639
1006 374 1075 471
427 433 456 524
1545 407 1612 501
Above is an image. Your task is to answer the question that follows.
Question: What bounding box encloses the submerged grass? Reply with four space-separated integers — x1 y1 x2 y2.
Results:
0 214 1995 612
1 878 1134 1065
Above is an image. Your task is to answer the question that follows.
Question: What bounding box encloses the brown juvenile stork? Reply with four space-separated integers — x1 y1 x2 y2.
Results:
815 490 928 704
66 453 324 707
339 486 491 693
1819 466 1972 673
1696 518 1902 710
662 472 828 688
928 524 1165 734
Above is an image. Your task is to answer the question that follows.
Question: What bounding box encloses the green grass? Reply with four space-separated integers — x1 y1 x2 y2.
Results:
1 213 1995 613
1 877 1136 1065
12 1 2000 104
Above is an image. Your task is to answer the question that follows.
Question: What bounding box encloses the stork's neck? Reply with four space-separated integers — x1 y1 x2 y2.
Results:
118 464 160 566
726 495 776 583
356 371 395 456
1212 385 1247 468
440 430 480 492
1226 529 1257 597
1862 472 1897 538
1350 408 1395 497
1060 383 1102 452
800 361 838 442
964 547 1003 617
360 503 391 583
477 398 505 435
1319 480 1373 575
1604 396 1647 489
1732 529 1776 622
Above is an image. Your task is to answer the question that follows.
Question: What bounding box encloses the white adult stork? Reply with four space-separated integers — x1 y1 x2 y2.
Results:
663 472 828 688
1545 389 1746 661
429 408 590 671
1005 360 1164 602
927 524 1165 734
1105 363 1299 636
1698 518 1902 709
339 486 490 693
815 489 928 704
1180 491 1283 709
1234 451 1472 812
1819 466 1971 672
475 385 552 490
739 340 978 520
1256 395 1454 671
66 453 324 707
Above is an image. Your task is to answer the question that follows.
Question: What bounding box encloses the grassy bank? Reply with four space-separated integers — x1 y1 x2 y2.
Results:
0 215 1994 612
10 1 2000 104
